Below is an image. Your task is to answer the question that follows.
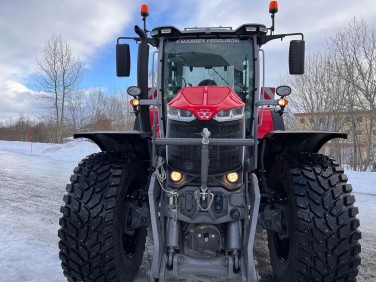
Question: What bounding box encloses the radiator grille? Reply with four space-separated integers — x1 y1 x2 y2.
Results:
167 119 244 174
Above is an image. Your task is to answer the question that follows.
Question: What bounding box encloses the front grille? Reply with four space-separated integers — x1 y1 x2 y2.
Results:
167 119 244 174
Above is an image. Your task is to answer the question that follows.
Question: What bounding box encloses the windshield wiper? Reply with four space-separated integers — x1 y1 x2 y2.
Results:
210 67 231 86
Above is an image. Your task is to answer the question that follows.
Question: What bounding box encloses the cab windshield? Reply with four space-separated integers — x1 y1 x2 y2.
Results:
163 38 255 104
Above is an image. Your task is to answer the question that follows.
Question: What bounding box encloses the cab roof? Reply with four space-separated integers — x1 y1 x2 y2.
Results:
151 24 268 39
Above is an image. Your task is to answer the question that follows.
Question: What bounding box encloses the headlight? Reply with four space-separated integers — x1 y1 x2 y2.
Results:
170 171 183 182
167 107 196 122
226 172 239 183
213 107 244 122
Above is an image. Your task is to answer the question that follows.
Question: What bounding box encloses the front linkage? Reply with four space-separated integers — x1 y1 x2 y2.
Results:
148 128 260 281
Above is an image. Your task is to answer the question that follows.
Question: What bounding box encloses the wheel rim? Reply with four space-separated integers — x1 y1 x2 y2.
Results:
122 228 141 257
121 199 142 257
273 199 291 263
272 228 290 263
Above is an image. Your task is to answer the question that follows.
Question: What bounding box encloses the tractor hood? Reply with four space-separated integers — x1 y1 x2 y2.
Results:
167 86 244 121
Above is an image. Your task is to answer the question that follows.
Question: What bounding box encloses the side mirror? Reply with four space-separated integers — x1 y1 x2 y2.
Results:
116 44 130 77
289 40 305 75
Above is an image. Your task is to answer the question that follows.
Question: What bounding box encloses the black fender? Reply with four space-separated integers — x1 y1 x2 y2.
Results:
258 131 347 173
74 131 151 161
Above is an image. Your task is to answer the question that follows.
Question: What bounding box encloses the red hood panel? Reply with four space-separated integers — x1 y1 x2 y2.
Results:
180 88 204 105
167 86 244 121
207 87 231 105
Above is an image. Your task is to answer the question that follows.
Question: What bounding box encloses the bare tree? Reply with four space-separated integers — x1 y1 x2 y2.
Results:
86 88 108 128
289 53 346 131
66 89 87 132
107 89 135 130
288 18 376 170
34 33 82 143
327 18 376 170
287 53 351 164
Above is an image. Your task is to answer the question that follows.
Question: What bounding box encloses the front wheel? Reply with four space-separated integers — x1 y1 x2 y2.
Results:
58 152 147 282
267 153 361 281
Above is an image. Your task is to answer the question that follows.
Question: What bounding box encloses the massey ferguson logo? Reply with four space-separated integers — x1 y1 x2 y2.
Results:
198 109 212 119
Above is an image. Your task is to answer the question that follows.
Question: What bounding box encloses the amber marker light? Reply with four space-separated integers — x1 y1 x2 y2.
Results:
141 4 149 17
278 98 289 107
269 1 278 14
130 98 140 107
226 172 239 183
171 171 182 182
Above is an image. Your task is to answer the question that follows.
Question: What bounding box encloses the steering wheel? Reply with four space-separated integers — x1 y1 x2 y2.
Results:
198 79 217 86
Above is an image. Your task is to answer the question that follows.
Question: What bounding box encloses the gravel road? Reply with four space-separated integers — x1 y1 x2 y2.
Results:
0 151 374 281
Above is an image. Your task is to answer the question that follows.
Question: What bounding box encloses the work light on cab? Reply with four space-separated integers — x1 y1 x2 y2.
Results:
161 28 172 34
276 85 291 97
127 86 142 97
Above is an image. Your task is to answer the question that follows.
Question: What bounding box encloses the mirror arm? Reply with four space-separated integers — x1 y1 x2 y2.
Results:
117 37 140 44
258 32 304 46
116 37 155 47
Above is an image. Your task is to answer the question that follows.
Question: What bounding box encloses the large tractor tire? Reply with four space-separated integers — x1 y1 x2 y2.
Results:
267 153 361 281
58 152 147 282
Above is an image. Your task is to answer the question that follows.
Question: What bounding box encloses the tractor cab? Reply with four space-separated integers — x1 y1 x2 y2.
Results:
152 26 260 101
150 25 262 138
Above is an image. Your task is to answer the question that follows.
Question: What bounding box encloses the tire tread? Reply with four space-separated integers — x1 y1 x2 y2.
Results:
58 152 145 282
268 153 361 281
290 153 361 281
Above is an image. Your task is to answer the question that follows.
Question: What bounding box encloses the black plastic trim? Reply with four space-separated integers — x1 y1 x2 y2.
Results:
74 131 151 161
258 131 346 173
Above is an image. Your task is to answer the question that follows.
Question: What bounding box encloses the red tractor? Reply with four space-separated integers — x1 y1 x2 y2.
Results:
58 2 361 281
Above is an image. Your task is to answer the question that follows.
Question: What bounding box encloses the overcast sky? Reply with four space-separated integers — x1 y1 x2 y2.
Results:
1 0 376 121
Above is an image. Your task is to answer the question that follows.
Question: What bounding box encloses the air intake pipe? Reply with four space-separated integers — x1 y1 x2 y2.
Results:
135 25 151 133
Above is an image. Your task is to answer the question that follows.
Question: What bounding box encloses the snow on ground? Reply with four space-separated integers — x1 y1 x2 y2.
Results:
0 140 100 282
0 140 375 281
345 170 376 234
0 139 100 162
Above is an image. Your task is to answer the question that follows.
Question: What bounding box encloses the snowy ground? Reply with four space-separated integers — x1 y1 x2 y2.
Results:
0 140 375 282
